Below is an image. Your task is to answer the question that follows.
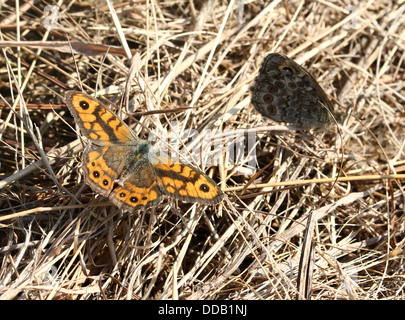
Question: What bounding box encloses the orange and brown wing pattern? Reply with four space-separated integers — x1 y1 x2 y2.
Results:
153 158 223 205
66 90 224 211
65 91 134 145
83 144 163 210
108 175 162 211
81 145 119 199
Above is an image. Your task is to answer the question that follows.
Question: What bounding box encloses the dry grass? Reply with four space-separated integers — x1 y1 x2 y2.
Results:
0 0 404 300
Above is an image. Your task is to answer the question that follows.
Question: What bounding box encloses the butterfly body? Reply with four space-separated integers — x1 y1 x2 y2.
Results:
251 53 338 129
65 91 223 212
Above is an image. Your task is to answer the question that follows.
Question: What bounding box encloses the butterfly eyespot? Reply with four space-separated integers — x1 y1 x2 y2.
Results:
267 85 278 93
79 100 90 110
91 162 95 166
281 66 294 74
264 94 273 103
130 196 138 203
267 106 277 115
119 192 126 198
103 179 109 186
275 81 285 88
93 171 100 178
200 184 210 193
142 196 147 200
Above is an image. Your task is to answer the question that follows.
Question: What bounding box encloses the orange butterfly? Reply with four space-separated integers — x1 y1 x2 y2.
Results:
65 91 224 211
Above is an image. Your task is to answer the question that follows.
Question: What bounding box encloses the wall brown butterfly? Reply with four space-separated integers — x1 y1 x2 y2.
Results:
65 91 224 212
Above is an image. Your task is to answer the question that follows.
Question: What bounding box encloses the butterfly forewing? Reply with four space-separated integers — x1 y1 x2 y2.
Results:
65 91 135 145
153 158 224 205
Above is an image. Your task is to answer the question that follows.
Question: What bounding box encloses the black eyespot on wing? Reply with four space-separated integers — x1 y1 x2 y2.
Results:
79 100 90 110
200 184 210 193
264 94 273 103
275 81 285 88
281 66 294 74
267 85 278 93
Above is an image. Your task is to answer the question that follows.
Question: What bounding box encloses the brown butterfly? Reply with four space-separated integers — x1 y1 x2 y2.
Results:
251 53 340 129
65 91 224 212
